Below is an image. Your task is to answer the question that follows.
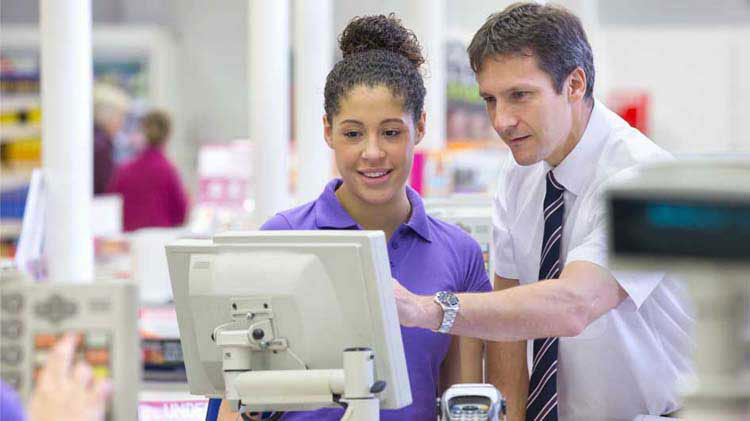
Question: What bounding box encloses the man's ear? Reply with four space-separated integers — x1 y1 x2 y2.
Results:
567 67 587 103
414 111 426 146
323 114 334 149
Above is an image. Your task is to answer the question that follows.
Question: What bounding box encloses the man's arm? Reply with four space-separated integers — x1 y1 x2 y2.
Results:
486 275 528 421
439 335 483 394
395 260 628 342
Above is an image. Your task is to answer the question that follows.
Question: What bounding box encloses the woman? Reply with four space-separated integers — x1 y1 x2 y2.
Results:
210 14 491 421
107 110 188 232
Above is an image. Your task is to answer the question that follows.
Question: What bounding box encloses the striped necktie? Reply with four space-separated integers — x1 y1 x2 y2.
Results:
526 170 565 421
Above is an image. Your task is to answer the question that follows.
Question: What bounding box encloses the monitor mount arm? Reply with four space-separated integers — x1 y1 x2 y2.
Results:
213 298 386 421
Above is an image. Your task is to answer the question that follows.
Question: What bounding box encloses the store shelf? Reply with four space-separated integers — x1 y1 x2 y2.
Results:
140 381 191 393
0 94 41 110
0 220 22 239
1 125 41 140
0 168 33 190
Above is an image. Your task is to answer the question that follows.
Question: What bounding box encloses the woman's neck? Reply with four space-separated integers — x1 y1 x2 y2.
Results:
335 183 412 241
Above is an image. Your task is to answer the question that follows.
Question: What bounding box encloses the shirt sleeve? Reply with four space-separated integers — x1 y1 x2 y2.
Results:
260 214 293 230
565 188 664 310
492 161 519 280
462 238 492 293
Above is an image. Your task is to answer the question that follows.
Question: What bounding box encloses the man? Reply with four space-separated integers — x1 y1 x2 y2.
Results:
394 3 693 420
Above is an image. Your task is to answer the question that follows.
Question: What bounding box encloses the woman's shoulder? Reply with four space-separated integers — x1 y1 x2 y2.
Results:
424 215 491 292
425 215 484 253
260 200 318 230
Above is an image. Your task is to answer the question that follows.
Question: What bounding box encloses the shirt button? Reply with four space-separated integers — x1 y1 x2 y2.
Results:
392 242 399 249
389 260 394 268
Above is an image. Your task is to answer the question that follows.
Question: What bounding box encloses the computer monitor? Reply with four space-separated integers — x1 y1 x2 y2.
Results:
165 231 411 412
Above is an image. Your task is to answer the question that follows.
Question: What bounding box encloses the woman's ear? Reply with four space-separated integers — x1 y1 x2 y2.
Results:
414 111 426 146
323 114 334 149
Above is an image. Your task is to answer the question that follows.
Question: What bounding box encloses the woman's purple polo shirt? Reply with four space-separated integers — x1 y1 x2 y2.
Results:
207 179 490 421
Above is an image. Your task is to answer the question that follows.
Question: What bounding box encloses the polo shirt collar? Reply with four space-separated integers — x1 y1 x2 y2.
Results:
313 179 432 242
548 99 608 196
314 179 359 229
404 184 432 242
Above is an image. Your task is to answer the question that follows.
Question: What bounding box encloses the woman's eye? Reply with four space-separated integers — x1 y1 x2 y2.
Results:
383 130 400 137
344 131 361 138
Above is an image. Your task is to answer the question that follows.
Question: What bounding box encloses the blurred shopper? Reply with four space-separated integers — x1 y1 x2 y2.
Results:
0 333 112 421
108 110 188 232
93 82 130 195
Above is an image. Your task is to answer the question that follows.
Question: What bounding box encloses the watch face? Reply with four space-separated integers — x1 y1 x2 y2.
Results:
438 291 458 307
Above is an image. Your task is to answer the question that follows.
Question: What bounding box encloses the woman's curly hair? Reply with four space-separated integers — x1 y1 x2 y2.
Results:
324 14 426 123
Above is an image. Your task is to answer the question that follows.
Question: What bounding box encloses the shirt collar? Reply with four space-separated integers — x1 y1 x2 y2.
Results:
314 179 432 242
547 99 608 196
314 179 359 229
404 184 432 242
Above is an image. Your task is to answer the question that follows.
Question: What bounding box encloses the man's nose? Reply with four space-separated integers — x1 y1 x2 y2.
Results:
494 104 519 135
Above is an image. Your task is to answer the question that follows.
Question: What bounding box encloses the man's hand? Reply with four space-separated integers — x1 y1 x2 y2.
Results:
28 333 113 421
392 278 440 330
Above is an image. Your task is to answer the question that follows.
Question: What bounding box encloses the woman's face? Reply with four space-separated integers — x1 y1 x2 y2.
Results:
324 84 425 207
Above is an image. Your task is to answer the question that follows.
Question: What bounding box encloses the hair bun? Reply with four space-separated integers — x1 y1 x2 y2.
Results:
339 14 424 69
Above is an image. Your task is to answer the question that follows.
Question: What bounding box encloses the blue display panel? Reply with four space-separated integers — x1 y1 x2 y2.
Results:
609 197 750 260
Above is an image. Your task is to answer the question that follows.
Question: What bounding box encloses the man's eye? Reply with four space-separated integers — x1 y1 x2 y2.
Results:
482 96 496 104
511 91 529 100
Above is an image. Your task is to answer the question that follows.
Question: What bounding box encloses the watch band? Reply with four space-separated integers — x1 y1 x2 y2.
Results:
434 291 459 334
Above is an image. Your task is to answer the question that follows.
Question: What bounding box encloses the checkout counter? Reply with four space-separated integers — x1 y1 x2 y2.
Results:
3 158 748 420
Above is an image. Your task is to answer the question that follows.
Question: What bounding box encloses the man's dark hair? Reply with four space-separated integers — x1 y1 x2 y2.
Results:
324 14 426 123
468 2 595 99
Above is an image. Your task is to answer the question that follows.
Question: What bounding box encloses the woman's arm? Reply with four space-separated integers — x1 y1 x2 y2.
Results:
439 335 484 394
486 275 528 421
215 400 236 421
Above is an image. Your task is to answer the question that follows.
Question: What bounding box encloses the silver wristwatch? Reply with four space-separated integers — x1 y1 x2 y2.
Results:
434 291 459 334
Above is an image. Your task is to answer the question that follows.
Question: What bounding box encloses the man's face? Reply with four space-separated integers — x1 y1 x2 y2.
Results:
476 54 574 166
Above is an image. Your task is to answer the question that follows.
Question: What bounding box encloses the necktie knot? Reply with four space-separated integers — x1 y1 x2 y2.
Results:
546 171 565 193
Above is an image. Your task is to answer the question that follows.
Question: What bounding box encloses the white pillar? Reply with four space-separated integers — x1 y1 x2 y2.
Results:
249 0 291 222
563 0 607 98
40 0 94 282
404 0 447 151
293 0 333 204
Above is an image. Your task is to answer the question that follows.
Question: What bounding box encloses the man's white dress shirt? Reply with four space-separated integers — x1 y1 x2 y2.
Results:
492 100 694 420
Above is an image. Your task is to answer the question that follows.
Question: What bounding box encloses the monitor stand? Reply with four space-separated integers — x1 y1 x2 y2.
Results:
213 306 386 421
